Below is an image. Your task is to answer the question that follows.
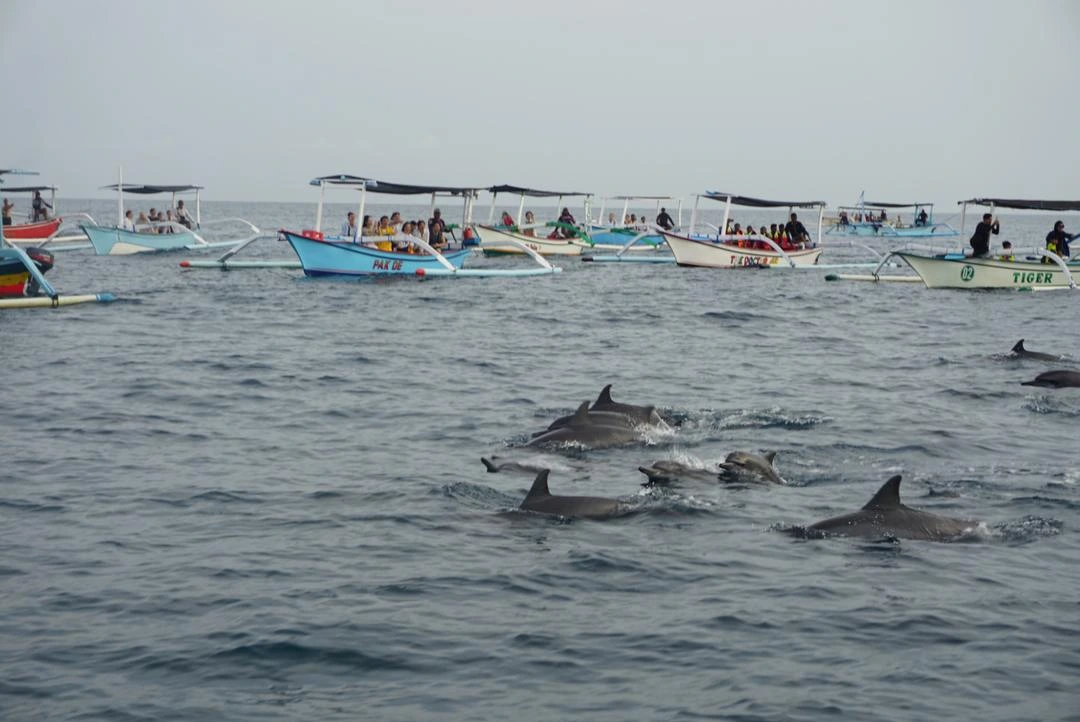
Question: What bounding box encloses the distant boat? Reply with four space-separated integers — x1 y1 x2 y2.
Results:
0 176 97 246
477 185 592 257
826 196 957 238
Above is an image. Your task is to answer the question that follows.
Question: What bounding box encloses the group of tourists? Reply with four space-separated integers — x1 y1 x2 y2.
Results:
120 201 194 234
340 208 451 252
837 207 929 227
723 213 813 251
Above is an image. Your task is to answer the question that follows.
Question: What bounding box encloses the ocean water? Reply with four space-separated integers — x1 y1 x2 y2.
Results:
2 199 1079 721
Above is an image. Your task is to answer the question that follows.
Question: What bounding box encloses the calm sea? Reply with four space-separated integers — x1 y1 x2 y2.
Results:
2 198 1078 721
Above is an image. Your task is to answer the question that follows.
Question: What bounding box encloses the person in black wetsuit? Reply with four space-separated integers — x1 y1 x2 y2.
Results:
968 213 999 257
655 207 674 230
1043 220 1077 262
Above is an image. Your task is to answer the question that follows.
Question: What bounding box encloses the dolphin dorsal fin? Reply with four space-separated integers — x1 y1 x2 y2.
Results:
572 401 592 423
764 451 777 464
595 384 614 406
1012 339 1025 353
863 475 903 510
525 470 551 500
481 457 498 473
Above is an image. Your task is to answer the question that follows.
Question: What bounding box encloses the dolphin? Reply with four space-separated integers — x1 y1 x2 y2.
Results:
590 384 669 426
1010 339 1064 362
718 451 786 485
806 475 977 541
1021 370 1080 388
482 457 551 474
527 402 643 449
518 470 626 520
538 407 641 436
638 459 719 486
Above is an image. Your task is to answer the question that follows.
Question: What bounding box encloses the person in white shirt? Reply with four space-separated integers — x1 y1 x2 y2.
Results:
341 211 358 238
120 209 136 232
175 200 193 229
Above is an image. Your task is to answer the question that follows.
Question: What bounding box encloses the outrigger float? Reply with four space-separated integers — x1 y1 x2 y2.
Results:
826 196 957 238
655 192 826 268
77 169 261 255
477 185 593 257
0 169 116 309
185 175 560 278
827 198 1080 290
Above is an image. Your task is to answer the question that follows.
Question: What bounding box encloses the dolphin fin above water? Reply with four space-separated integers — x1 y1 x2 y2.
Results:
518 470 626 520
1011 339 1064 362
806 475 978 541
590 384 668 427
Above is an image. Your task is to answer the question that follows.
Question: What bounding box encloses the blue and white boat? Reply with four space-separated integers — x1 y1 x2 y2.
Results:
585 194 681 249
826 196 957 238
278 175 561 278
78 171 260 255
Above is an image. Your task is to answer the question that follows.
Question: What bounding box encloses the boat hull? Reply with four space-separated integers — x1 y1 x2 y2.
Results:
2 218 62 243
81 224 199 255
282 230 470 276
659 230 822 268
0 247 54 297
476 225 583 256
826 223 958 238
896 252 1079 289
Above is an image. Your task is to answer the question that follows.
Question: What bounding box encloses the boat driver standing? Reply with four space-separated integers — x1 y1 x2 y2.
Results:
968 213 1000 257
655 207 675 230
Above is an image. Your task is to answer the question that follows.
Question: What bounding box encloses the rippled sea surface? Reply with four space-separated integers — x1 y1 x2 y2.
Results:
3 200 1079 721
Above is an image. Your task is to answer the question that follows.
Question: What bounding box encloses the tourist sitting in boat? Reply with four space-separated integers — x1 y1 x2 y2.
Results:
428 208 448 249
362 215 374 235
785 213 810 248
2 198 13 226
916 208 929 226
1044 220 1076 262
121 209 136 232
413 218 427 241
999 241 1015 262
341 211 358 238
523 210 536 237
377 215 393 235
623 213 632 224
398 221 416 252
656 207 675 230
175 200 193 229
608 211 617 225
500 210 515 228
968 213 999 257
136 212 150 232
31 191 51 221
838 210 850 226
163 209 176 234
389 211 403 232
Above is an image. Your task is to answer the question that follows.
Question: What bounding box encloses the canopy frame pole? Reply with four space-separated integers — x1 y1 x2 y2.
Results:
676 198 683 228
598 197 607 225
487 192 497 224
720 196 732 238
50 187 57 219
689 194 701 235
117 165 124 225
959 201 967 238
516 193 526 227
621 198 630 225
315 180 326 232
816 203 824 246
428 192 436 223
195 188 202 228
356 183 368 242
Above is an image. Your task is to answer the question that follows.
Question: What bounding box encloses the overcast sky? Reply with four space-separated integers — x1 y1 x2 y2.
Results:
2 0 1078 206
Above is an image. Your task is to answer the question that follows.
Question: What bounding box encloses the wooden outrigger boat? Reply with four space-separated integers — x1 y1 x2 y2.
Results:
218 174 560 278
78 169 261 255
826 195 957 238
0 174 97 246
477 185 593 257
842 198 1080 290
0 169 116 309
657 192 825 268
584 195 681 249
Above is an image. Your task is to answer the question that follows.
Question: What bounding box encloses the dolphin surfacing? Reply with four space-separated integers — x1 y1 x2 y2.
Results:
518 470 626 520
638 459 719 486
806 475 977 541
590 384 669 427
1021 370 1080 388
1010 339 1064 362
718 451 786 485
528 402 642 449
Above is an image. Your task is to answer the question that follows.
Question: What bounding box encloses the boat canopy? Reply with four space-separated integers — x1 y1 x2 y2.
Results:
860 201 933 209
310 175 481 196
959 198 1080 212
488 184 590 198
607 195 676 201
0 185 58 193
102 184 204 194
703 192 826 208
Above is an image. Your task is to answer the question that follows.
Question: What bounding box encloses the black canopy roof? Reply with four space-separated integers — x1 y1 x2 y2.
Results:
0 185 57 193
487 184 591 198
862 201 933 208
960 198 1080 212
704 192 825 208
102 184 203 194
310 175 480 196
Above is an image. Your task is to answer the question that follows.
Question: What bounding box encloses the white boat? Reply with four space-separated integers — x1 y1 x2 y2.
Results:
78 168 261 255
657 192 826 269
477 184 592 256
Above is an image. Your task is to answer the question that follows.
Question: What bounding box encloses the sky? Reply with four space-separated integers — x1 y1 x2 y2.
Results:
2 0 1079 206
